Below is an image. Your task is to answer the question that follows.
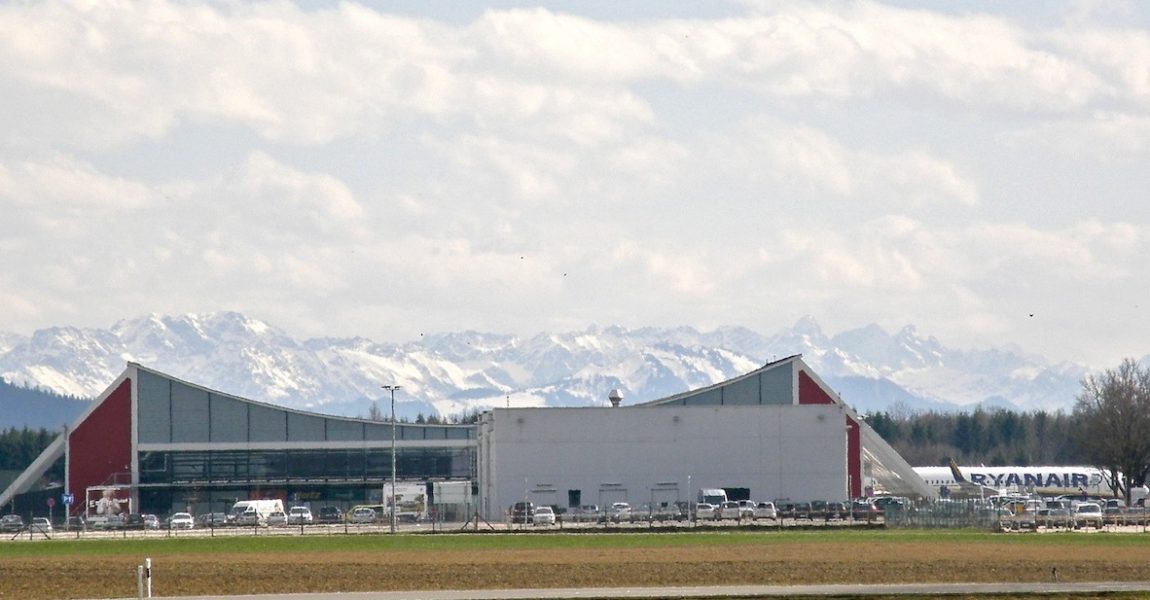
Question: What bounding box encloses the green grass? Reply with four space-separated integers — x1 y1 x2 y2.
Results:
5 527 1150 558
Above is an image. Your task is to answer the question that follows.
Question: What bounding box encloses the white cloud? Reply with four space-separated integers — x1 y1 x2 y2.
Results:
0 0 1148 369
712 117 978 207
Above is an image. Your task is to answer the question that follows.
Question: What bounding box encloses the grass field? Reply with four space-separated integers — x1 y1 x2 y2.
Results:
4 529 1150 599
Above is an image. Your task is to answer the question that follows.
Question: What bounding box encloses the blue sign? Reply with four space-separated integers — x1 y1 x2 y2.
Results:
62 493 74 505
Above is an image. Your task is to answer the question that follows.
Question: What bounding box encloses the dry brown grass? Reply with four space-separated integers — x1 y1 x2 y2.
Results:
4 536 1150 599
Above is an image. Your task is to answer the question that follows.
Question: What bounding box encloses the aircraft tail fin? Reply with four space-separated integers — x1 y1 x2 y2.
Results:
947 458 966 484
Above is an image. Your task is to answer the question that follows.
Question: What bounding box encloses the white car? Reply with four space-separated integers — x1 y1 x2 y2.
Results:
266 511 289 526
168 512 195 530
694 503 719 520
287 506 313 524
719 501 744 520
608 502 631 523
753 501 778 520
30 517 52 533
533 506 557 526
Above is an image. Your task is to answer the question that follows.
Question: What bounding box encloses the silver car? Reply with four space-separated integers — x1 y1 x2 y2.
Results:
753 501 778 520
1073 502 1104 529
30 517 52 533
287 506 313 524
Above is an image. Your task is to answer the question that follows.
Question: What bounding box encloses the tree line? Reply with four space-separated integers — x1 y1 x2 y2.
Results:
0 427 63 479
863 408 1082 468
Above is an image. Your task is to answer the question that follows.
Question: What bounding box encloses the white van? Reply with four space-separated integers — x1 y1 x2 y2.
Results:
230 499 284 526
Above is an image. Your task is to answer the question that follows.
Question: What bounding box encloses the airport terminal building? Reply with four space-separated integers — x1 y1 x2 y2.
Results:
1 356 931 519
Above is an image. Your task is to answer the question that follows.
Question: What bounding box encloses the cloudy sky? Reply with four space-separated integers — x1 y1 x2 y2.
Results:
1 0 1148 368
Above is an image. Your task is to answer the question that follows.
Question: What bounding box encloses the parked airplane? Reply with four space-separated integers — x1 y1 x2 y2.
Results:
913 461 1112 496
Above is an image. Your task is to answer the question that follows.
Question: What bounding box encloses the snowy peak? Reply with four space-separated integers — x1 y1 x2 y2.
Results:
0 314 1089 420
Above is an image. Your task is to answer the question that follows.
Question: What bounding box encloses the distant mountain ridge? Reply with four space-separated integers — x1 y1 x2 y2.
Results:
0 312 1094 428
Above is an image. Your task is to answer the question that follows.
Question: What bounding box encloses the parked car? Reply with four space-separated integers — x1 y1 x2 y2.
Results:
652 502 685 522
694 502 718 521
193 512 228 528
123 513 160 530
90 514 125 530
66 515 86 530
317 506 343 523
287 506 313 524
510 502 534 524
793 502 813 520
753 501 778 520
736 500 757 519
608 502 631 523
850 499 875 520
167 512 195 530
0 514 24 532
571 505 601 522
1040 500 1072 528
266 511 289 526
719 501 744 520
1103 499 1124 524
350 507 376 523
533 506 557 526
30 517 52 533
824 501 846 521
870 496 908 514
1074 502 1104 529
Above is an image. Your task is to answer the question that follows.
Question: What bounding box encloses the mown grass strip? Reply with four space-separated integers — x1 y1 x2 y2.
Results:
5 527 1150 558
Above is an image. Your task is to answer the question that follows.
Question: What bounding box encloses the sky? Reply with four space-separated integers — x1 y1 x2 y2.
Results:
1 0 1149 368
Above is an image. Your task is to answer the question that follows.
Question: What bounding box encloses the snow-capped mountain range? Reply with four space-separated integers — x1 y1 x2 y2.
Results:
0 312 1096 420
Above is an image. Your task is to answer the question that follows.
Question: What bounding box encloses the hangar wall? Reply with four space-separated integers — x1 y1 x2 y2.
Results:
477 404 848 520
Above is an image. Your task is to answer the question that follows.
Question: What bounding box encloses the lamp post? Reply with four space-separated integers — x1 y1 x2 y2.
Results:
381 385 402 534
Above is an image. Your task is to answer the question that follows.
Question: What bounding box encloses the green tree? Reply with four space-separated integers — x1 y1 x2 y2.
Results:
1073 359 1150 503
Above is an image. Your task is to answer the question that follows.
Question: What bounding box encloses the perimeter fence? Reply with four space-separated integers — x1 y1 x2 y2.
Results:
883 499 1001 530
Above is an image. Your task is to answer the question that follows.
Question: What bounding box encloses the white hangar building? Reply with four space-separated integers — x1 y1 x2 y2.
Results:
476 355 931 519
1 355 931 519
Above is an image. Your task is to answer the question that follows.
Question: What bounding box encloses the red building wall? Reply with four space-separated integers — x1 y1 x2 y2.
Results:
68 378 132 509
798 370 835 404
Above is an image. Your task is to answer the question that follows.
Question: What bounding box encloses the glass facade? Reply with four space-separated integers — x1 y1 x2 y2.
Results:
136 447 475 515
126 368 481 516
140 447 474 485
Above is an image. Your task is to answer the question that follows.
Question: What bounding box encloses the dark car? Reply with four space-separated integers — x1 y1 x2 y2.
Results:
850 499 874 520
122 513 149 529
510 501 534 524
317 506 343 524
0 514 24 532
66 515 86 530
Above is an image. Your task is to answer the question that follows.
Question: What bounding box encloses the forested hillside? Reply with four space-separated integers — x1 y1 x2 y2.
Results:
865 409 1082 467
0 426 65 491
0 378 87 429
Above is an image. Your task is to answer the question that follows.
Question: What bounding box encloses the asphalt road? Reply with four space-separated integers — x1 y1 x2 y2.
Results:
92 581 1150 600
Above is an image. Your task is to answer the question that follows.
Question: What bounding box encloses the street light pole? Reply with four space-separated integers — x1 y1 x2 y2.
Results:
381 385 402 534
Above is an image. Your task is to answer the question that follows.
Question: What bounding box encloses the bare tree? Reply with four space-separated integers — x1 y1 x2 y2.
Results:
1073 359 1150 503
